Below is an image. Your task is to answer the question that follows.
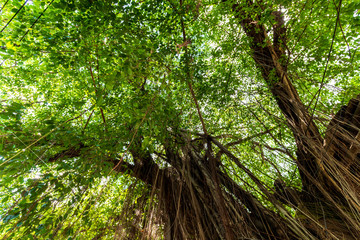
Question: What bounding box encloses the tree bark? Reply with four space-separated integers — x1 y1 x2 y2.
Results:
227 1 360 239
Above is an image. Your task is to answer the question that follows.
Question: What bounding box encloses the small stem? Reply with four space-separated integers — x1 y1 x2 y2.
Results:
180 18 208 135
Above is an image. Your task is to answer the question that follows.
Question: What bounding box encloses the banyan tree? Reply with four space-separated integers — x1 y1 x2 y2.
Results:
0 0 359 239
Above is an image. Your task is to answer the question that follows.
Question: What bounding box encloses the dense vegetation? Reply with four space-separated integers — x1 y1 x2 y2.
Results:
0 0 360 239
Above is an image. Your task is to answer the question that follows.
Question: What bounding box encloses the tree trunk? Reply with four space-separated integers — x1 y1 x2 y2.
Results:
228 1 360 239
131 133 301 240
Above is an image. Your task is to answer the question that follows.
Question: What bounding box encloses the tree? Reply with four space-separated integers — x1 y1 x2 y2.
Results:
0 0 359 239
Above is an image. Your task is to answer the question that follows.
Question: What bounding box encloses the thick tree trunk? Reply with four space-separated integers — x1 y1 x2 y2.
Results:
123 132 320 239
228 1 360 239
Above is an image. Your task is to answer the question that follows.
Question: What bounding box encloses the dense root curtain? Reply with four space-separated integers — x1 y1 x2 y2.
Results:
113 94 360 239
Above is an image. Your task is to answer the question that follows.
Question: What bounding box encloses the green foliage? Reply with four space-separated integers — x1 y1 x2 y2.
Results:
0 0 359 238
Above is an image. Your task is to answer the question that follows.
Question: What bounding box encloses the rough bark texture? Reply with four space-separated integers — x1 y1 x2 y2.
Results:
229 1 360 239
124 133 300 240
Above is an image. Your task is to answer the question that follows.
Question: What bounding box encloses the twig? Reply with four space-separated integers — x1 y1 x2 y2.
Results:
88 63 107 130
0 0 28 33
179 14 208 135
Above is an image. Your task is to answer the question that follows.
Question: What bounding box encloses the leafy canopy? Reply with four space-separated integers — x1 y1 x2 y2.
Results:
0 0 359 239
